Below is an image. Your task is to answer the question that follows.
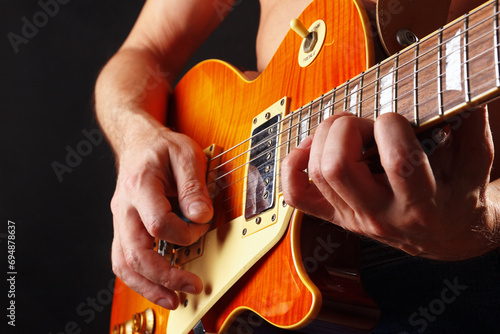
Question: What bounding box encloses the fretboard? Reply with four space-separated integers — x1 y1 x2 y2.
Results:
280 0 500 156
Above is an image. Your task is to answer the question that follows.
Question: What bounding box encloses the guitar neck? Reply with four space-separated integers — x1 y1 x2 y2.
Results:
281 0 500 155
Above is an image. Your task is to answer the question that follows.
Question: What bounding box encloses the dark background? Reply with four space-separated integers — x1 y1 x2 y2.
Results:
0 0 259 333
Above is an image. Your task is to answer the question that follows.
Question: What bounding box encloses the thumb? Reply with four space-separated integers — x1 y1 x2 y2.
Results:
171 146 214 224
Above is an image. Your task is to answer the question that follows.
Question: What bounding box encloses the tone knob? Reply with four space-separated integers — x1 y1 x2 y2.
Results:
133 308 155 334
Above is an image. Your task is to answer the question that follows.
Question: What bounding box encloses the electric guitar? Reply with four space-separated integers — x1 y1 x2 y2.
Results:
110 0 500 332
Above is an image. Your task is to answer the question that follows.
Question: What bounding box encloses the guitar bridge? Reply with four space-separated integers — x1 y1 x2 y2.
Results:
157 236 206 268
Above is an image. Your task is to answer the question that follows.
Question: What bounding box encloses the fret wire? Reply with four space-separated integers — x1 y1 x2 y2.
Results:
287 114 292 154
374 65 381 120
393 53 399 114
414 42 420 126
333 83 344 114
296 107 302 147
464 13 471 103
329 89 335 118
318 94 324 124
307 101 312 137
437 28 444 116
359 74 364 117
343 80 350 112
495 0 500 87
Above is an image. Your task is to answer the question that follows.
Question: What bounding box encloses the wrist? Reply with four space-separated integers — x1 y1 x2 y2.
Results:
114 111 171 163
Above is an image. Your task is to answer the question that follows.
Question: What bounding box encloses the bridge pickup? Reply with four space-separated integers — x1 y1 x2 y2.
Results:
244 98 288 224
244 114 280 220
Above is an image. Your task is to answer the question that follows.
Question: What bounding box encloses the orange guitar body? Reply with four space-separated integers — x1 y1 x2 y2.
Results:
110 0 380 332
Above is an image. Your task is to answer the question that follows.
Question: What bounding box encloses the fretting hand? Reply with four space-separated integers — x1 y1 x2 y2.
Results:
281 109 497 260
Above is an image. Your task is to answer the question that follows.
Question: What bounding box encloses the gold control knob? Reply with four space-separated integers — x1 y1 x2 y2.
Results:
124 320 134 334
112 308 155 334
133 308 155 334
112 320 133 334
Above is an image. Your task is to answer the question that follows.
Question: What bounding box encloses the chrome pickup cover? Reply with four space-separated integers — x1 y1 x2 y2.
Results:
245 114 280 220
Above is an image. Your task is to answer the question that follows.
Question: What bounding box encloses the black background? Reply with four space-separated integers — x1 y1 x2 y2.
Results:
0 0 259 333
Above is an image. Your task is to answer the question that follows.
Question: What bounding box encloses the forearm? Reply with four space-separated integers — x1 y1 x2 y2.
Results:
95 0 236 158
95 47 171 158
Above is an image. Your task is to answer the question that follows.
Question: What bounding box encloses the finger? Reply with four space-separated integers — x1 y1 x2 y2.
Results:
169 138 214 224
453 108 493 180
311 115 387 214
281 136 336 221
111 236 180 310
116 208 204 297
308 114 348 205
375 113 436 204
127 172 209 246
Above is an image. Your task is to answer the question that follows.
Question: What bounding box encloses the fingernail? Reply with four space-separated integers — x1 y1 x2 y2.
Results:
181 284 198 294
297 135 313 149
188 201 210 217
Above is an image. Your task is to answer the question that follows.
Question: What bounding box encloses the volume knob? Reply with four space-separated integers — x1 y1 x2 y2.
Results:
133 308 155 334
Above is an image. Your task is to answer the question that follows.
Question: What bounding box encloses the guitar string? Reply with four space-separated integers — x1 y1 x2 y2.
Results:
201 3 500 207
207 4 498 178
207 27 498 196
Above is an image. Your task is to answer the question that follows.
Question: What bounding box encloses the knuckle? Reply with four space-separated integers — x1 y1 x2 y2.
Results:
178 180 205 200
123 173 140 193
123 249 142 272
158 275 173 290
320 160 345 184
349 213 387 239
142 215 164 238
308 164 323 183
141 286 163 302
384 147 424 177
